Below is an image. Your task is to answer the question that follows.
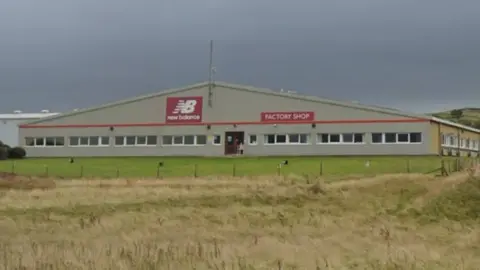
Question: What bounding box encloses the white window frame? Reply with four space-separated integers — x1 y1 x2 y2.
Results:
460 138 467 149
264 134 310 145
316 133 365 144
113 135 157 147
162 135 207 146
212 135 222 145
70 136 110 147
470 140 478 150
25 136 65 147
248 134 258 145
370 132 423 144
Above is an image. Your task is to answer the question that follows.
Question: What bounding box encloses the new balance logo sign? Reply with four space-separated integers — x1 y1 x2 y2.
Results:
166 96 203 123
172 100 197 114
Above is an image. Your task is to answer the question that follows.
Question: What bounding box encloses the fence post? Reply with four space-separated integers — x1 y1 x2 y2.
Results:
194 164 198 178
232 163 236 177
11 161 15 174
44 165 49 177
156 165 161 179
277 164 281 176
80 165 84 178
116 167 120 178
319 161 323 176
406 159 410 173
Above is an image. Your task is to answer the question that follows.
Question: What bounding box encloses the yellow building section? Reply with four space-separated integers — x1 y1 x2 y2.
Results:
430 121 480 156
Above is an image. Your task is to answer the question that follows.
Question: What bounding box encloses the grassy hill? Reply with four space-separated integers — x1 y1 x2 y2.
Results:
430 107 480 129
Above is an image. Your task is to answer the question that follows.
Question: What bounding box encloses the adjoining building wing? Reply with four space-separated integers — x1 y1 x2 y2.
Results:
0 111 60 146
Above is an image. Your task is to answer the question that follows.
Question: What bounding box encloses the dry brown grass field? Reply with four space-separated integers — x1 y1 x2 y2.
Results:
0 171 479 269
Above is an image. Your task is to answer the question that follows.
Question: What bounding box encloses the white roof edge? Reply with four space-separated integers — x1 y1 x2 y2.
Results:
430 116 480 134
0 113 61 119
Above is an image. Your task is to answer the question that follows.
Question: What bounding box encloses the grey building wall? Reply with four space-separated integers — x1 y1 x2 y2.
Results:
19 84 433 157
20 123 433 157
0 120 21 146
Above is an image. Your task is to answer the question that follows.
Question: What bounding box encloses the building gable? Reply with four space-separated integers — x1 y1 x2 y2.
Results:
20 81 433 127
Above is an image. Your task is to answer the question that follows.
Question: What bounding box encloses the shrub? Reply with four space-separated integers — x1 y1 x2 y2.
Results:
8 147 26 159
0 140 4 147
0 147 8 161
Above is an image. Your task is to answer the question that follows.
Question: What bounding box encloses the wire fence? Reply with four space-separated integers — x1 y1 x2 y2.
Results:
0 157 478 179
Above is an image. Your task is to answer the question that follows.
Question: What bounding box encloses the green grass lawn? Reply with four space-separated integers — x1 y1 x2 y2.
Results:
0 156 455 179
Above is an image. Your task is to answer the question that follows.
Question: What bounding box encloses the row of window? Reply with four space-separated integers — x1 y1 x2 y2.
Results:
25 132 426 147
262 132 423 145
441 134 479 150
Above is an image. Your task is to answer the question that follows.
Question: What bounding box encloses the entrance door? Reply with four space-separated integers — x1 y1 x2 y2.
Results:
224 131 245 155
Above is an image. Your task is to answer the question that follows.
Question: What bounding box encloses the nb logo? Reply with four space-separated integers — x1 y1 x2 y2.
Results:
172 100 197 114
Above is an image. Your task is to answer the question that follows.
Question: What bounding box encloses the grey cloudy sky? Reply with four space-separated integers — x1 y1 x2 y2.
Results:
1 0 479 114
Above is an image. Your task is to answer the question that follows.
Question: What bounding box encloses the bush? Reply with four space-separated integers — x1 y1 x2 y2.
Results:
8 147 26 159
0 147 8 161
0 140 4 147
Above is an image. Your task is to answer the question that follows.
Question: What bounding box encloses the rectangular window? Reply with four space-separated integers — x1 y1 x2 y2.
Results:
54 137 64 146
112 135 157 146
25 137 65 147
449 135 456 146
184 135 195 145
299 134 309 144
196 135 207 145
265 135 275 144
69 136 110 147
89 136 99 146
79 137 89 146
249 135 257 145
213 135 221 145
34 137 44 146
397 133 409 143
276 134 287 144
354 133 364 143
384 133 397 143
146 136 157 145
342 133 353 143
69 137 79 146
115 136 124 146
25 137 34 146
264 134 310 145
409 133 422 143
45 138 56 146
317 133 364 144
329 134 340 143
320 134 329 143
371 133 383 144
289 134 299 143
136 136 147 145
173 136 184 145
125 136 136 145
100 136 110 146
162 135 208 146
163 136 173 145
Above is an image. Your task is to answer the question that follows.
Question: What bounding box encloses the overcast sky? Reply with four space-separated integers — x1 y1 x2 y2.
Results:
0 0 479 114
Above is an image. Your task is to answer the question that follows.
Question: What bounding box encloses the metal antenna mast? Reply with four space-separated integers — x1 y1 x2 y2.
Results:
208 40 215 107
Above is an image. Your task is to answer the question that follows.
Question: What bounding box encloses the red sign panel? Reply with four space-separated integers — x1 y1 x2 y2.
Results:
261 111 315 122
165 96 203 123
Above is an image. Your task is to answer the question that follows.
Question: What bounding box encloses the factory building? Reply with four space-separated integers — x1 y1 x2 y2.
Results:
17 81 480 157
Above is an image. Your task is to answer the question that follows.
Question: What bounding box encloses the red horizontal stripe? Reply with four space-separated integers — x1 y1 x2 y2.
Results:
19 118 428 129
